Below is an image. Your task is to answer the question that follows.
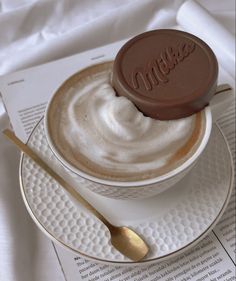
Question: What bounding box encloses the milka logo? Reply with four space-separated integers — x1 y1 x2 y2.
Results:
131 42 196 91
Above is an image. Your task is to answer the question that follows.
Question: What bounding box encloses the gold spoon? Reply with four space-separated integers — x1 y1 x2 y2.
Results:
3 129 149 262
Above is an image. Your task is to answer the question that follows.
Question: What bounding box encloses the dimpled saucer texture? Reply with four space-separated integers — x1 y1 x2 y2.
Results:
20 119 233 264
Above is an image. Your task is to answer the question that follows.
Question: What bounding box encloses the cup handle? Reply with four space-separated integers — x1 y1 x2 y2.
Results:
209 84 234 122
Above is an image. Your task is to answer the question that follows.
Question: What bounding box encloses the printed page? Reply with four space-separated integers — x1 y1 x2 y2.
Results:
0 42 235 281
56 231 236 281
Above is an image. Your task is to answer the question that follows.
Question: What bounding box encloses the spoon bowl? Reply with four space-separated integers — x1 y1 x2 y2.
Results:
110 226 148 261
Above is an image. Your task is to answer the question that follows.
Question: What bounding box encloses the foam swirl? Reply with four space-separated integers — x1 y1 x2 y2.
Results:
55 69 197 180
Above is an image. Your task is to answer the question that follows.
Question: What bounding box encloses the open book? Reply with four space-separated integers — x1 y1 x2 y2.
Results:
0 39 235 281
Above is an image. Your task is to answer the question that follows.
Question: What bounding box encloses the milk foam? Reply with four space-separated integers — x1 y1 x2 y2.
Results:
52 68 198 180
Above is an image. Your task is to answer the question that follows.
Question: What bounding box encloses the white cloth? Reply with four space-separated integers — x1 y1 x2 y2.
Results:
0 1 235 281
177 0 235 77
0 0 184 75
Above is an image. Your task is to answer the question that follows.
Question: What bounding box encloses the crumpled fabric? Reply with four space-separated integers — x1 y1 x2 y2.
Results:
0 0 184 75
0 1 235 281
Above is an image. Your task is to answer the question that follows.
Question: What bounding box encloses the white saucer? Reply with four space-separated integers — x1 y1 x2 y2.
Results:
19 119 234 265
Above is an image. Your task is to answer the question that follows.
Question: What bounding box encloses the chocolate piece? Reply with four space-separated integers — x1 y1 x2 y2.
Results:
112 29 218 120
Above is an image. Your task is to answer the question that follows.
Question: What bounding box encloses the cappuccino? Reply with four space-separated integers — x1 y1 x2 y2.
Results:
47 62 205 182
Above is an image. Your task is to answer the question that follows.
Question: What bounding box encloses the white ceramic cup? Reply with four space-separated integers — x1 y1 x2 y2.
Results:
45 76 233 200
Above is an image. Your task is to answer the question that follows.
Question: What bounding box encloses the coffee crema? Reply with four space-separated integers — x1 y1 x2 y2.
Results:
47 62 205 182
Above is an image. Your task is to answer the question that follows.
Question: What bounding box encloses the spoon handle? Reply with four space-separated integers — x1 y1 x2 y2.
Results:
3 129 113 228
